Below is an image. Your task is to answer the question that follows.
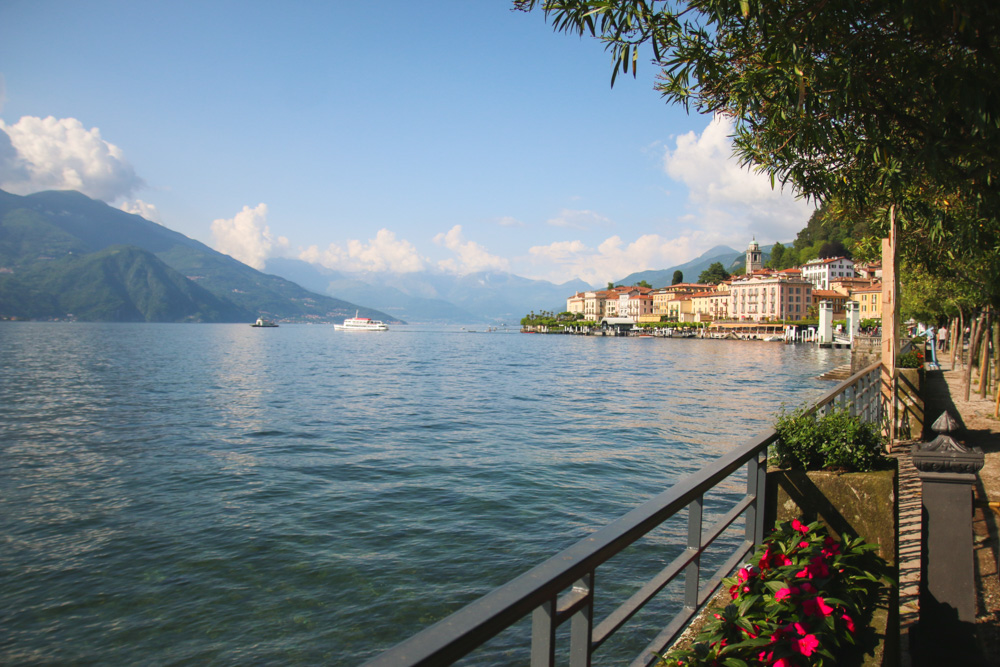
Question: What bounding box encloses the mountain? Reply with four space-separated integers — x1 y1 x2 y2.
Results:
0 189 398 323
264 257 591 324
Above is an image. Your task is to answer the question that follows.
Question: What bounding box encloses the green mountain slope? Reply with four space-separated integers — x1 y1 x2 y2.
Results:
0 189 398 323
4 245 254 321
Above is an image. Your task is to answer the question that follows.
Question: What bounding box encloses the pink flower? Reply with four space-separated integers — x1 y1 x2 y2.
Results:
796 556 831 579
794 633 820 656
772 658 796 667
775 586 796 601
841 612 856 633
802 595 835 617
799 540 810 549
791 518 810 534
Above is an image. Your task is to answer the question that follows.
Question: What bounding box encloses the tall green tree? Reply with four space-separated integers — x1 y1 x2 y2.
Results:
698 261 730 284
671 270 683 285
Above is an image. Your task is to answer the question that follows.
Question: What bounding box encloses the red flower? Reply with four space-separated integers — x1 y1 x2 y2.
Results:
802 595 834 617
841 612 856 633
775 586 797 602
794 633 820 656
796 556 831 579
791 519 810 534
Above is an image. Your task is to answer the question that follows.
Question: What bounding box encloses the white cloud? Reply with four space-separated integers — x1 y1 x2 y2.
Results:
211 203 289 270
546 208 612 230
527 233 706 286
664 115 813 242
495 216 525 228
432 225 509 274
119 199 163 224
0 116 143 201
300 228 426 273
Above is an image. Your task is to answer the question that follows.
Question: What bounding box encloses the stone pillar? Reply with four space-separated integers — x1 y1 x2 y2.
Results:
910 412 985 662
818 300 834 346
846 301 861 343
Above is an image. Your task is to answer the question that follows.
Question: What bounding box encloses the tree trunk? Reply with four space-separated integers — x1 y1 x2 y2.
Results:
980 307 991 399
953 311 963 369
965 312 983 402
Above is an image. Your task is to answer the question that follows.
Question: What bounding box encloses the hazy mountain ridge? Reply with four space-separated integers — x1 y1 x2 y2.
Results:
264 257 591 324
0 189 398 323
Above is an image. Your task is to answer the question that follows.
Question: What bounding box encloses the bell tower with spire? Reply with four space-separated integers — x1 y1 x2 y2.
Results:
746 238 763 274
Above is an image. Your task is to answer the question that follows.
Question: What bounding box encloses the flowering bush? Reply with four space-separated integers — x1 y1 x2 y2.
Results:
896 350 924 369
657 520 891 667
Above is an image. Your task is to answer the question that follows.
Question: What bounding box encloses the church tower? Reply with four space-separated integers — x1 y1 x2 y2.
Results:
746 238 763 274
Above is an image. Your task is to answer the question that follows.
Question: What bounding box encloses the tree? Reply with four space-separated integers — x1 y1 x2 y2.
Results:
516 0 1000 305
818 240 850 260
766 242 786 270
671 270 683 285
607 281 615 290
637 279 652 288
698 261 730 284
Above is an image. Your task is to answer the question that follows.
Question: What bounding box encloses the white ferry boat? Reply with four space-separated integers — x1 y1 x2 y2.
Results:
251 317 278 328
334 311 388 331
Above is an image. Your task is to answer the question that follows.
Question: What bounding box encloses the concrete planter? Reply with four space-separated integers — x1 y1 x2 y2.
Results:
765 464 899 666
766 464 899 565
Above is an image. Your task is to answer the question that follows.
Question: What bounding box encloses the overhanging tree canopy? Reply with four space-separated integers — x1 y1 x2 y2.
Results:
516 0 1000 303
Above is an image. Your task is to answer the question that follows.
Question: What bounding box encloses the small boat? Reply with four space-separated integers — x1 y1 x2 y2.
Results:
251 317 278 328
334 311 388 331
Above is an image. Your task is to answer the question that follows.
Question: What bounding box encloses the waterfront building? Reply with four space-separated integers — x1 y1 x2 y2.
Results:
855 262 882 280
811 289 848 319
582 290 614 320
801 256 855 290
849 283 882 319
690 289 731 321
617 288 654 322
651 283 711 320
566 292 585 316
729 272 813 322
829 276 877 296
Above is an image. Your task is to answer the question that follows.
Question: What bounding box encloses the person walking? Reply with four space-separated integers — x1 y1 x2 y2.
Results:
937 325 948 353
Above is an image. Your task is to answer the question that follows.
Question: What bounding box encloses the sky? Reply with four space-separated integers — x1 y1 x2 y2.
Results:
0 1 814 287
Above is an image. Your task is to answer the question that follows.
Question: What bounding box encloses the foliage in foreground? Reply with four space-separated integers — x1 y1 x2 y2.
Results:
658 520 891 667
772 408 889 473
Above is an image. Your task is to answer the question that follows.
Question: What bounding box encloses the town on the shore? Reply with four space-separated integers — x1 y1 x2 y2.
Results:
534 240 883 340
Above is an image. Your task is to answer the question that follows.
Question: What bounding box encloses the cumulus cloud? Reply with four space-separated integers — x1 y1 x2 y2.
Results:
211 203 289 270
433 225 510 274
0 116 143 201
527 233 708 286
664 115 813 242
546 208 612 230
300 228 426 273
119 199 163 224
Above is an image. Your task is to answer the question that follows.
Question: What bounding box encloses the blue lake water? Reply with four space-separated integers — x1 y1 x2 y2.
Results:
0 323 849 664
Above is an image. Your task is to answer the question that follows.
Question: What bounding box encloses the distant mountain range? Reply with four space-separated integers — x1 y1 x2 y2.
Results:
264 257 591 324
0 187 791 324
0 189 397 323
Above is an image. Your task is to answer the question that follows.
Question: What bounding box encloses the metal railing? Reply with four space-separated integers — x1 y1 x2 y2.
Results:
363 360 886 667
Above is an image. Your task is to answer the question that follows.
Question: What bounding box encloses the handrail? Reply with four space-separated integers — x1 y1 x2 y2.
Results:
363 360 885 667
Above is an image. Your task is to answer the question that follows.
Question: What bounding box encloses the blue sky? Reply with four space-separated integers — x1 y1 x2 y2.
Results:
0 1 813 286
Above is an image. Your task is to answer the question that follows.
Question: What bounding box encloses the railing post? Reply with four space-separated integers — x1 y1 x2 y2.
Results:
684 497 703 610
531 599 556 667
745 450 767 546
569 573 594 667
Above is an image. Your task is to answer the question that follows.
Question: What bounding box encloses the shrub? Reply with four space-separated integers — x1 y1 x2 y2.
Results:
772 408 888 473
896 350 924 369
657 520 891 667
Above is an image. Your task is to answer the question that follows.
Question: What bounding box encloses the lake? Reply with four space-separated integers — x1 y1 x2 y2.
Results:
0 323 849 664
